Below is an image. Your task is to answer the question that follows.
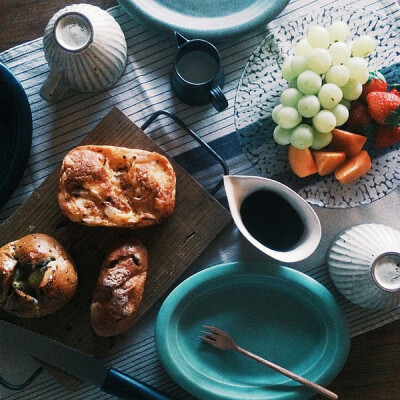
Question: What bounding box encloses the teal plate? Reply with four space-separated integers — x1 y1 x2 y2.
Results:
117 0 290 40
155 262 350 400
0 62 32 209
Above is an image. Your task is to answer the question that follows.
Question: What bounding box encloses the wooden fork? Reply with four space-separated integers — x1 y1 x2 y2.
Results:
200 326 338 400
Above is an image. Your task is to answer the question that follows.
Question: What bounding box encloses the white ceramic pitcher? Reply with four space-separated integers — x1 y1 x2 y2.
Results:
224 175 321 263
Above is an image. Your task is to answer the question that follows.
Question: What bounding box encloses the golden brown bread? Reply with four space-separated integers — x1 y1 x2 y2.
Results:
58 145 176 228
90 237 148 337
0 234 77 318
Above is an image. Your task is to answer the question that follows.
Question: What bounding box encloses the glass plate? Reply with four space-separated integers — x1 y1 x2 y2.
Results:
234 6 400 208
155 261 350 400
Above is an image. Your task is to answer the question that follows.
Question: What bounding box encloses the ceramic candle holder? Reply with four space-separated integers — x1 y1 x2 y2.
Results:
40 4 127 102
327 223 400 309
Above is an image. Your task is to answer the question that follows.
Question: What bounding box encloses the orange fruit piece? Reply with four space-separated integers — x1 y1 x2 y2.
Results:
328 128 367 157
312 151 346 176
288 145 317 178
334 150 371 185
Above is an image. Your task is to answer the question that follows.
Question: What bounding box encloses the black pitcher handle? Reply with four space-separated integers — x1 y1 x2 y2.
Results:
210 86 228 111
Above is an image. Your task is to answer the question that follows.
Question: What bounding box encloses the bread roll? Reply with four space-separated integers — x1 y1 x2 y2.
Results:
58 145 176 228
0 234 77 318
90 237 148 337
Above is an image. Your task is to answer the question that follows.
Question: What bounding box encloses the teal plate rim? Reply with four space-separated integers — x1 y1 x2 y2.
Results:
117 0 290 40
0 62 32 209
155 261 350 400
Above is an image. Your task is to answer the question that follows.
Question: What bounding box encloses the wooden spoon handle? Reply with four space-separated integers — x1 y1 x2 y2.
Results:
236 346 338 400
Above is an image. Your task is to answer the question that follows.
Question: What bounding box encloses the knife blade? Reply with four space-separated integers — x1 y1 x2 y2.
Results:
0 321 174 400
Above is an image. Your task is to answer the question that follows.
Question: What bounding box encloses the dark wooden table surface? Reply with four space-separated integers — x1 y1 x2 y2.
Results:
0 1 399 399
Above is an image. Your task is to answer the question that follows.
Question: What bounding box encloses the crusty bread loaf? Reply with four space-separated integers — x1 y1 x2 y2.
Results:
0 234 77 318
58 145 176 228
90 237 148 337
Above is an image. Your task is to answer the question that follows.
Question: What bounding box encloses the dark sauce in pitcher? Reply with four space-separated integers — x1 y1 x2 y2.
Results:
240 190 304 252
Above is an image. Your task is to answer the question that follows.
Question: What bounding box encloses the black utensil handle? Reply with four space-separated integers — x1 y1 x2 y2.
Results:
101 368 175 400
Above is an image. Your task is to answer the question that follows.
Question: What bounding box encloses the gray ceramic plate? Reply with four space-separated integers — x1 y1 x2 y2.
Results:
117 0 290 40
234 6 400 208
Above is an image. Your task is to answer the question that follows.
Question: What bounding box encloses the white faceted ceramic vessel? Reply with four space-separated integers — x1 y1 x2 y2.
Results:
41 3 127 102
327 223 400 309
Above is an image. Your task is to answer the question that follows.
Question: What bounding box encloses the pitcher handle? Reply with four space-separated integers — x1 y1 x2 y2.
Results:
210 86 228 112
40 69 70 103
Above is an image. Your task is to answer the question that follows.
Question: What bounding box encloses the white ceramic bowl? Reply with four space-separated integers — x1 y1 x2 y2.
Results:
327 223 400 309
41 4 127 102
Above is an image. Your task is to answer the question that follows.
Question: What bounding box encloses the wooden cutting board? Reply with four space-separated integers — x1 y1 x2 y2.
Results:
0 107 231 388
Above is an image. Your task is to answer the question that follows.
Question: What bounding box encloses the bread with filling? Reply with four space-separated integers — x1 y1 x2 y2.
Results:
0 233 77 318
58 145 176 228
90 237 148 337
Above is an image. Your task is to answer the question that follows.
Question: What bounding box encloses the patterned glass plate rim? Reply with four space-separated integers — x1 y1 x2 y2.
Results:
234 6 400 208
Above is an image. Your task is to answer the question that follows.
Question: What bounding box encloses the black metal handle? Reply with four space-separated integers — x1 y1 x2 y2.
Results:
141 109 229 195
210 86 228 111
0 367 43 391
101 368 175 400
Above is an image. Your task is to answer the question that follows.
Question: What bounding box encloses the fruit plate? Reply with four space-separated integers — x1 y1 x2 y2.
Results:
234 6 400 208
155 261 350 400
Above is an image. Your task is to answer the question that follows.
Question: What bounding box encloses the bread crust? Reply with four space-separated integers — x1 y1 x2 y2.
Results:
0 234 77 318
58 145 176 228
90 237 148 337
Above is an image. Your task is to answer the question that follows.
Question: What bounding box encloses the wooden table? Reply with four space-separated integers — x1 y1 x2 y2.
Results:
0 1 399 399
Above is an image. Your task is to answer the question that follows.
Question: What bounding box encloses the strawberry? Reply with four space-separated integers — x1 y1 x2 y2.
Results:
346 100 375 135
366 91 400 125
360 70 387 102
373 125 400 148
388 88 400 98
